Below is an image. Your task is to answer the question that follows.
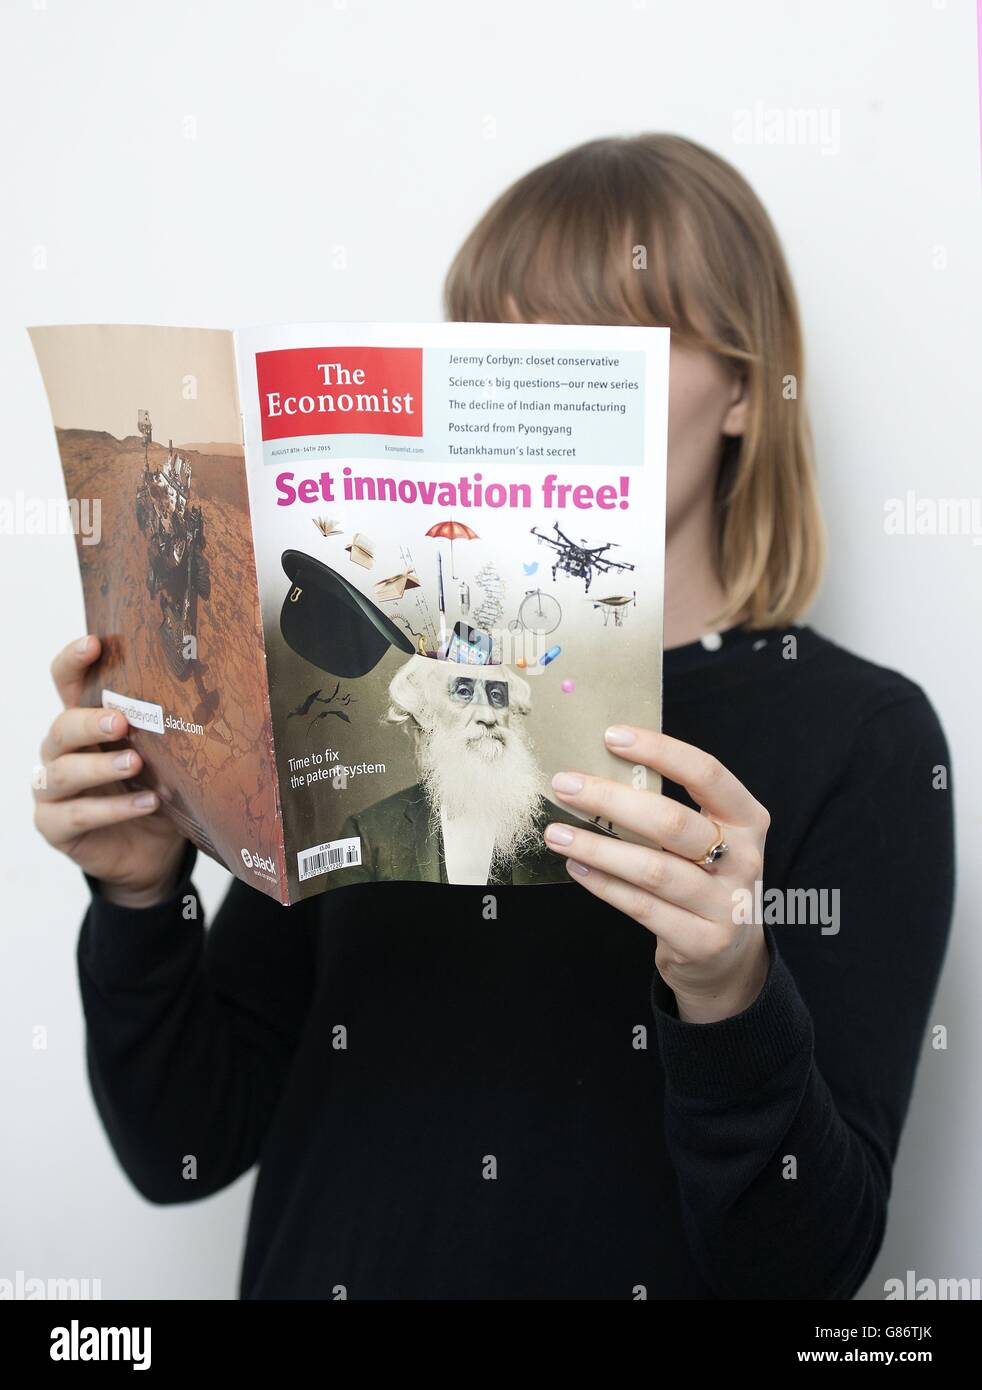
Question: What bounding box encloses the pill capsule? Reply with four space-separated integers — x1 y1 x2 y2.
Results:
540 645 561 666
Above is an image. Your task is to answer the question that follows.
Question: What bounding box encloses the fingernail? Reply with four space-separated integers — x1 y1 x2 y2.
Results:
133 791 156 809
75 636 91 655
567 860 590 877
545 823 574 846
604 726 635 748
113 751 133 771
552 772 584 796
99 715 116 735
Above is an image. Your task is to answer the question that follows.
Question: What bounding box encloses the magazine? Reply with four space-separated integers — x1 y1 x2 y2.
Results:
30 321 669 904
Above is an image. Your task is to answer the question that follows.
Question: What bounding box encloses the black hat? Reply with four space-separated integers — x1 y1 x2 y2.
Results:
280 549 415 678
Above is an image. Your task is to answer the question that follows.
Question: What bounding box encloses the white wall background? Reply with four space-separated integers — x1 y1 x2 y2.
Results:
1 0 978 1300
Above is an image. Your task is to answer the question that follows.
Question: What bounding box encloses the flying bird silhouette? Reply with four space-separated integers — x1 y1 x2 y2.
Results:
306 708 352 735
288 689 322 717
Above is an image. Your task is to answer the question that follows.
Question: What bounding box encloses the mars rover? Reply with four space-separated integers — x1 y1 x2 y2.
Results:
135 409 210 680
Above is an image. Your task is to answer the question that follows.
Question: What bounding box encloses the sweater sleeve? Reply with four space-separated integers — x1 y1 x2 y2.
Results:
76 847 317 1204
651 690 955 1299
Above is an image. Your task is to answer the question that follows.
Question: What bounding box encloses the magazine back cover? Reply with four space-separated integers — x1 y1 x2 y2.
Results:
30 325 286 894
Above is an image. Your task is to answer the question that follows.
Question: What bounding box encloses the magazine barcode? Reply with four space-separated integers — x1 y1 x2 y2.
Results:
297 836 361 883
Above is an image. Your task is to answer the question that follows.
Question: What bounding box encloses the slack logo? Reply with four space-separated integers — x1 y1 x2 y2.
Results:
240 847 276 875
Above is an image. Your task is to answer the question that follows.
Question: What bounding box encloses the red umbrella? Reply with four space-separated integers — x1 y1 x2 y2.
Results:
425 519 478 578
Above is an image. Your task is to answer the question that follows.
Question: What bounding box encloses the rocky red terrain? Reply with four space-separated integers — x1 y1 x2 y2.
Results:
56 428 284 892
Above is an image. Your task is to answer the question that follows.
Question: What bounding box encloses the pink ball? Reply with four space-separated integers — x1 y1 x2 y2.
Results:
560 679 575 693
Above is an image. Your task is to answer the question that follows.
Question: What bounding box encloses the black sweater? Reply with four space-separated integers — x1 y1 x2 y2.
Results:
76 624 955 1299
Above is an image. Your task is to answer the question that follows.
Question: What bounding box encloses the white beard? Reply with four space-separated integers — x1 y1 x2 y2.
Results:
416 721 545 873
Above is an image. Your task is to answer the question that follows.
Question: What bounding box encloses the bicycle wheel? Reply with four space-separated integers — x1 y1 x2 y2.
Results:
518 590 561 635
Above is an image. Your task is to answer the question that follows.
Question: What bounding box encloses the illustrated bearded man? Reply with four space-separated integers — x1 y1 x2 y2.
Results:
335 655 589 886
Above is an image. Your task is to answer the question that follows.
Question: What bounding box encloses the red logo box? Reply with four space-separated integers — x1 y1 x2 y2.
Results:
256 346 423 442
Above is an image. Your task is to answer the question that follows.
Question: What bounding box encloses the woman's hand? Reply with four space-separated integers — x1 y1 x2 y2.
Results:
33 635 188 909
544 725 770 1025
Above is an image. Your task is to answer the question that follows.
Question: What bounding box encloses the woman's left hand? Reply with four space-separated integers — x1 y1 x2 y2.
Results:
545 725 771 1025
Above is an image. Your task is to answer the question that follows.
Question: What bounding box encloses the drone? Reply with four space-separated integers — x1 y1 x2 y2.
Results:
530 522 635 593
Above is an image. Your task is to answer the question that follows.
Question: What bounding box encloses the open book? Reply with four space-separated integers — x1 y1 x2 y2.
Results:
30 322 668 904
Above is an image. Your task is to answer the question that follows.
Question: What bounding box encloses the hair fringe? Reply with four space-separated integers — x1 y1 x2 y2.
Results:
444 134 825 627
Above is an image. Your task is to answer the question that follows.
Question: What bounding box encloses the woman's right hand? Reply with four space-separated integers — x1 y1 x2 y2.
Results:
33 635 188 908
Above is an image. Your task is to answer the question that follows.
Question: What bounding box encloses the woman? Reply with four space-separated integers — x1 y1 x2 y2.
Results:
34 135 953 1298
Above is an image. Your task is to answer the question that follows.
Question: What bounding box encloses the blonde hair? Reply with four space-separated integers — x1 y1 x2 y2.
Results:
444 134 825 628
